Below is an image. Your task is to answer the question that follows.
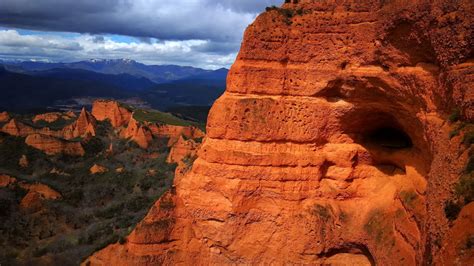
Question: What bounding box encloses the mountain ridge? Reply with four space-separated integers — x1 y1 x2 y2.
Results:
0 59 228 84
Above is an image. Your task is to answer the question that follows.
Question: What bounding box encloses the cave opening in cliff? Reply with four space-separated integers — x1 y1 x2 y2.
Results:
365 126 413 149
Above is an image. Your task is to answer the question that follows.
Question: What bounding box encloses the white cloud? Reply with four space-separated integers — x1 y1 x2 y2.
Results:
0 0 283 68
0 29 237 69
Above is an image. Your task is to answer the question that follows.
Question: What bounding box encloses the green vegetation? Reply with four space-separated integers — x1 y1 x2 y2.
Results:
118 102 136 112
182 155 197 173
0 117 178 264
455 172 474 204
444 200 462 221
31 117 75 130
312 204 332 222
265 5 305 25
445 116 473 221
450 127 461 139
133 109 195 127
0 133 47 172
463 131 474 147
364 209 394 246
399 190 418 209
448 108 461 123
466 235 474 250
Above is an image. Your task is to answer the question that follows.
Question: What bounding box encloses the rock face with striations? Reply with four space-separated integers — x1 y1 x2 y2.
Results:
87 0 473 265
92 100 133 128
25 134 85 156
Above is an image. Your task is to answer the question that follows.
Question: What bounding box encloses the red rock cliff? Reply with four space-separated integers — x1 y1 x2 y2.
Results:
92 100 132 128
121 116 153 149
87 0 473 265
62 107 96 140
25 134 85 156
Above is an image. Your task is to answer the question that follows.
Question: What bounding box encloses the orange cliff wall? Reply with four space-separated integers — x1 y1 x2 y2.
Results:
92 100 132 128
25 134 85 156
86 0 473 265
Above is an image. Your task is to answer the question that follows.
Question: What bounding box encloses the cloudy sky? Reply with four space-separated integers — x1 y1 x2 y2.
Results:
0 0 282 69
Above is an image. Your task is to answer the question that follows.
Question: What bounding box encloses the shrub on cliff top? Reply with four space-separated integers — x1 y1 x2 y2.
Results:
455 172 474 204
444 200 462 221
449 108 461 123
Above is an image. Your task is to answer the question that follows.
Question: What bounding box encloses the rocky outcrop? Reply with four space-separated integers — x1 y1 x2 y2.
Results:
90 164 108 174
87 1 473 265
32 112 74 123
1 118 35 136
0 111 10 123
2 109 95 141
0 174 16 187
19 183 62 211
166 136 200 164
19 183 62 200
440 202 474 264
62 108 96 140
121 116 153 149
92 100 132 128
148 124 204 146
25 134 85 156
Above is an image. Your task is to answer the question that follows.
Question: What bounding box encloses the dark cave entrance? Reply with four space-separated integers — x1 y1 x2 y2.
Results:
364 126 413 150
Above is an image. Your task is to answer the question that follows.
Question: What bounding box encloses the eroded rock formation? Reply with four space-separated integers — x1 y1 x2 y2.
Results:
121 116 153 149
32 112 74 123
0 174 16 187
0 111 10 123
62 107 96 140
90 164 109 175
92 100 133 128
167 136 200 164
1 118 36 136
148 124 205 146
25 134 85 156
19 183 62 211
87 0 471 264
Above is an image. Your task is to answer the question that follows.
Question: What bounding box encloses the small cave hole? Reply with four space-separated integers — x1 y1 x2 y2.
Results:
365 127 413 149
340 61 348 70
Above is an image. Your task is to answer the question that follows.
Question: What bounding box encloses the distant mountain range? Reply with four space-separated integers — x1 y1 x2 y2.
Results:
0 59 228 113
2 59 227 84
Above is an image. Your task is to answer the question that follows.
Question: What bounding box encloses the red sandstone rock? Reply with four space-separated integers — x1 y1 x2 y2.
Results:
32 112 63 123
90 164 108 174
20 191 44 211
439 202 474 265
147 124 204 146
121 116 153 149
25 133 85 156
2 109 95 140
62 107 96 140
92 100 132 128
19 183 62 200
0 111 10 123
1 118 36 136
87 1 473 265
19 183 61 211
0 174 16 187
166 136 200 164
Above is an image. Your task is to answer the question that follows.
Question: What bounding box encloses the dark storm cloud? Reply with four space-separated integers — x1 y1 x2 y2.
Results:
0 0 283 42
0 0 283 68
